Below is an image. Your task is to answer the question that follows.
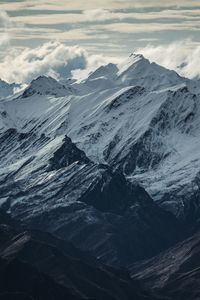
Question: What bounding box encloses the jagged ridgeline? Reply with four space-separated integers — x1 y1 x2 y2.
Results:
1 54 200 300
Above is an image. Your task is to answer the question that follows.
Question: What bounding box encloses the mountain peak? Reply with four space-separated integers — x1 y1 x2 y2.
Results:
80 63 119 91
129 52 145 61
22 75 70 98
118 53 150 77
87 63 118 81
117 53 184 90
30 75 61 88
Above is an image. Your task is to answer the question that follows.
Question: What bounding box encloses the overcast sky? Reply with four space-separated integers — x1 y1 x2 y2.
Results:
0 0 200 83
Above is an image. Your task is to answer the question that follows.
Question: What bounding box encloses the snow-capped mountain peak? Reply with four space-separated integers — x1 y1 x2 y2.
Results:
22 75 71 98
81 63 119 91
87 63 118 81
117 53 184 91
118 53 150 76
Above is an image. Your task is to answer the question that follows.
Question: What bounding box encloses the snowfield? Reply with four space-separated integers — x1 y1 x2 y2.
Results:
0 53 200 223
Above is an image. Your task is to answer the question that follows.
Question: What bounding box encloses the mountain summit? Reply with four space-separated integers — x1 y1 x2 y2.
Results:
22 75 72 98
117 53 183 90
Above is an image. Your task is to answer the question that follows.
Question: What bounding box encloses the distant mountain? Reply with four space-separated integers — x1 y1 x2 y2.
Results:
117 53 184 90
22 76 73 98
0 79 21 99
83 63 118 91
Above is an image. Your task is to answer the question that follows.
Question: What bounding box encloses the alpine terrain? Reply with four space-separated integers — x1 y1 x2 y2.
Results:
1 53 200 299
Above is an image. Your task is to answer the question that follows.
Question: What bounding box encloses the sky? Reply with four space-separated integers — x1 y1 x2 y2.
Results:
0 0 200 83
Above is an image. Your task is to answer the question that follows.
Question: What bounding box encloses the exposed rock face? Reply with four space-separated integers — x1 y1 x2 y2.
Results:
0 210 158 300
0 127 181 267
48 135 91 171
131 231 200 300
22 76 70 98
1 54 200 299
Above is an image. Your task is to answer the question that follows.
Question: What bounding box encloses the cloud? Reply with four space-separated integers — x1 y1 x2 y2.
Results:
0 10 24 47
0 11 11 27
1 0 200 11
1 2 200 60
1 36 200 85
12 9 117 25
82 9 116 21
0 32 9 47
9 8 200 26
137 40 200 78
99 21 200 34
0 11 11 46
0 41 113 83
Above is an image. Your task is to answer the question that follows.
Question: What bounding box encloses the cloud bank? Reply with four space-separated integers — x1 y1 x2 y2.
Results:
0 42 112 83
1 40 200 84
0 11 11 46
138 41 200 79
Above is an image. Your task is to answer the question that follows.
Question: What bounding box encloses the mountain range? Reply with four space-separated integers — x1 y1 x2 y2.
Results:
1 53 200 299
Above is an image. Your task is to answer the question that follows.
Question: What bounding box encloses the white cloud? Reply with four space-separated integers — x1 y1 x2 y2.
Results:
0 32 9 47
138 40 200 79
1 0 200 11
10 8 200 26
1 38 200 85
12 9 117 25
0 11 11 46
0 10 24 47
0 11 12 28
82 9 116 21
0 41 113 83
100 21 200 34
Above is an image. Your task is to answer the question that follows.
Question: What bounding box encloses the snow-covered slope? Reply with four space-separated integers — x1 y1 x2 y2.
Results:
2 53 200 300
0 55 200 229
84 63 118 90
22 75 73 98
117 53 184 91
